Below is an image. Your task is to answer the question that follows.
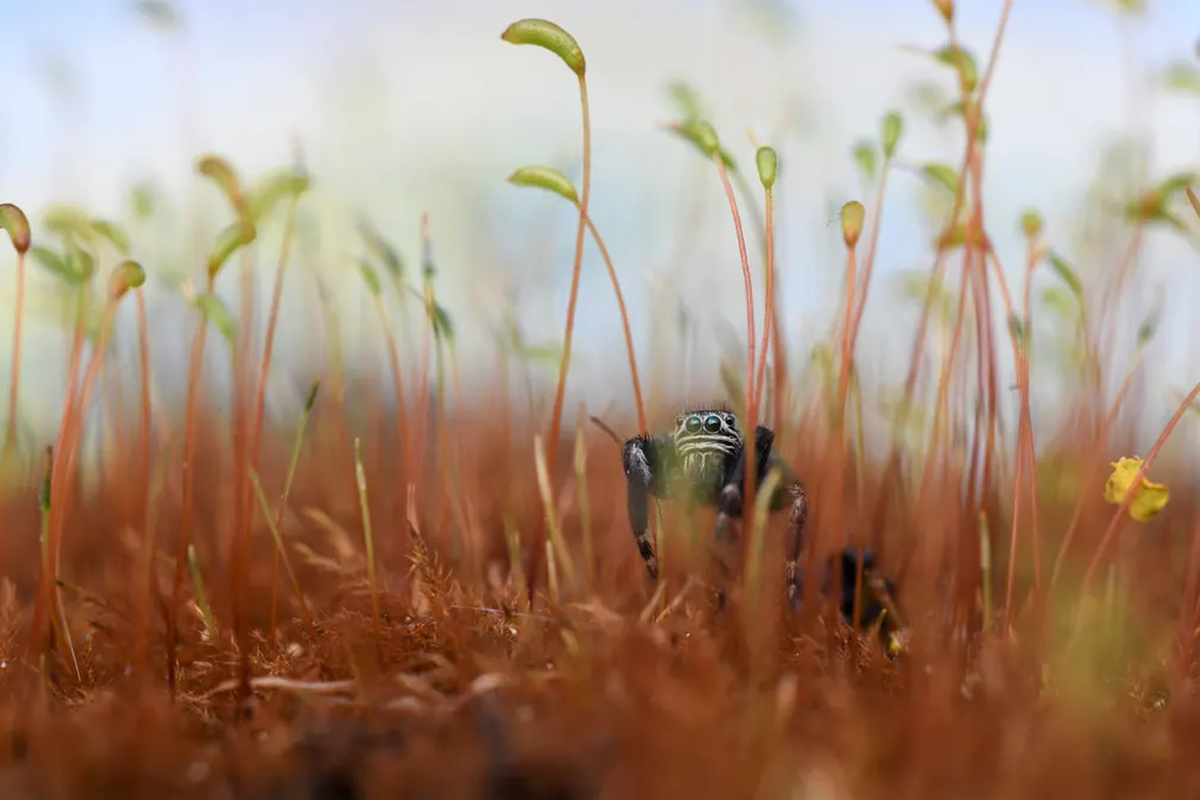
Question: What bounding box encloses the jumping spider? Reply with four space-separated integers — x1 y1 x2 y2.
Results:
622 406 900 634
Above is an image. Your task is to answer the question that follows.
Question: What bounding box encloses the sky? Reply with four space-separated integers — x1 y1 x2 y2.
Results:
0 0 1197 454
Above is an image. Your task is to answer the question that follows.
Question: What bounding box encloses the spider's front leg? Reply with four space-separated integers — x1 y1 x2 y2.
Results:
712 432 810 608
710 426 781 608
779 467 810 608
622 434 665 580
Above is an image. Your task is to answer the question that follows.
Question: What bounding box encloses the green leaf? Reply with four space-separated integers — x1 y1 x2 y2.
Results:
0 203 30 254
506 166 579 205
500 18 586 77
207 220 256 279
852 141 879 184
246 167 310 223
193 293 236 343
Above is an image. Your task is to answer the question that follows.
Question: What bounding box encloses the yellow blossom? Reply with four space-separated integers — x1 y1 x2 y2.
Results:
1104 456 1170 522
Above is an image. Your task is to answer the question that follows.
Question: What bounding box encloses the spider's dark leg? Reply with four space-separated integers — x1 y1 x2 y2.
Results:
622 434 667 580
712 449 745 548
759 450 810 609
711 426 782 609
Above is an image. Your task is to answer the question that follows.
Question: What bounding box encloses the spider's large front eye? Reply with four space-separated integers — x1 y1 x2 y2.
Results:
685 415 702 434
703 414 722 433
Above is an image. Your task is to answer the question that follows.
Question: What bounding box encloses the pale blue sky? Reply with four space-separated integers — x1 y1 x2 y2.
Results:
0 0 1197 454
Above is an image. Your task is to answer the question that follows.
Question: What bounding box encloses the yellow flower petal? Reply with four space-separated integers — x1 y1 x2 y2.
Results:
1104 456 1170 522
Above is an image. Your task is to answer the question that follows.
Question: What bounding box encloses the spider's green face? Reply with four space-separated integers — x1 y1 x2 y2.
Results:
673 408 741 484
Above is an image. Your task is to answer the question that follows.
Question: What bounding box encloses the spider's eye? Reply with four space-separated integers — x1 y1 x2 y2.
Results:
676 415 684 427
703 414 722 433
685 415 702 434
724 414 736 426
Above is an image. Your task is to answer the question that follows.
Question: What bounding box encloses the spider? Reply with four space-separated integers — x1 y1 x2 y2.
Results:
621 406 901 634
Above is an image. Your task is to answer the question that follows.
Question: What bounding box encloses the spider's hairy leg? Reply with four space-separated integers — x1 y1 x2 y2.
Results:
766 456 809 608
622 433 669 580
710 426 780 608
711 444 744 612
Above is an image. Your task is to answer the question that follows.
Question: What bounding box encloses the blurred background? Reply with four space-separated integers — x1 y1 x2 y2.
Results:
0 0 1197 458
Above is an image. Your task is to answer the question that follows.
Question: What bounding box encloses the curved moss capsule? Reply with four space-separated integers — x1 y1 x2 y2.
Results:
196 154 248 217
247 167 311 223
501 18 586 77
357 218 404 279
692 120 720 158
921 163 960 196
507 166 579 205
933 44 978 93
664 120 736 168
841 201 865 249
207 219 257 279
852 141 878 184
0 203 30 254
755 146 778 190
108 259 146 300
42 204 93 242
